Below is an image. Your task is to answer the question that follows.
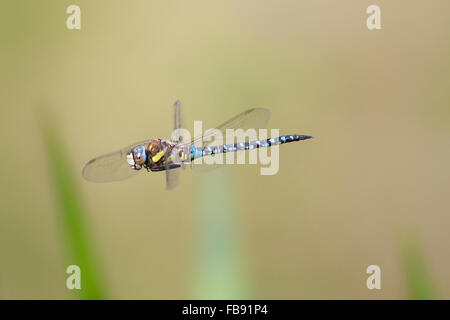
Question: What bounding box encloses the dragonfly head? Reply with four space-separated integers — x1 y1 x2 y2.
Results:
127 145 147 170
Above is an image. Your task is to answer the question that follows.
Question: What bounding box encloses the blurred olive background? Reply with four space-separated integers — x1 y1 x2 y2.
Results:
1 0 449 299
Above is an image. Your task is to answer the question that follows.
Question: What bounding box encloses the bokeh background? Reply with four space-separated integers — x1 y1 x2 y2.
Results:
1 0 449 299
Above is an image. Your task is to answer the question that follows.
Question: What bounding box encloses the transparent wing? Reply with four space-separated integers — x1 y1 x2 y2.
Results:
180 108 271 148
82 140 151 182
165 167 179 190
172 99 183 143
166 100 184 189
183 108 271 172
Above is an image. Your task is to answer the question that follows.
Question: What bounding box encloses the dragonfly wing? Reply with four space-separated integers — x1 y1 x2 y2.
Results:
180 108 271 172
82 140 150 182
170 99 185 143
165 167 179 190
173 100 184 142
185 108 271 147
215 108 271 134
165 100 184 189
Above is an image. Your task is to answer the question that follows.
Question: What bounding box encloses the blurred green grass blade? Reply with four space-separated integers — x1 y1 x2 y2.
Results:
192 169 250 299
39 110 107 300
398 231 435 300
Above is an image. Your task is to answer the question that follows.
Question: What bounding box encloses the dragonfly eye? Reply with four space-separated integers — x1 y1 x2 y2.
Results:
132 145 147 166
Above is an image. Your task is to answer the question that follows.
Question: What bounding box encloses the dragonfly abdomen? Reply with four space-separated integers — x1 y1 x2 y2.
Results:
190 134 312 160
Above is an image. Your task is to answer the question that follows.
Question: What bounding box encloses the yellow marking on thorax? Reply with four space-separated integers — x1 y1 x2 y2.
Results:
152 150 165 163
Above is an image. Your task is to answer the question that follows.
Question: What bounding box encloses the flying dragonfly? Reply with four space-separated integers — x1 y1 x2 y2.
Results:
82 100 312 189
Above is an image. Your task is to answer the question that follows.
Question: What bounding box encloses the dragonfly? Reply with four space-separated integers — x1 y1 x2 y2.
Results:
82 100 312 189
